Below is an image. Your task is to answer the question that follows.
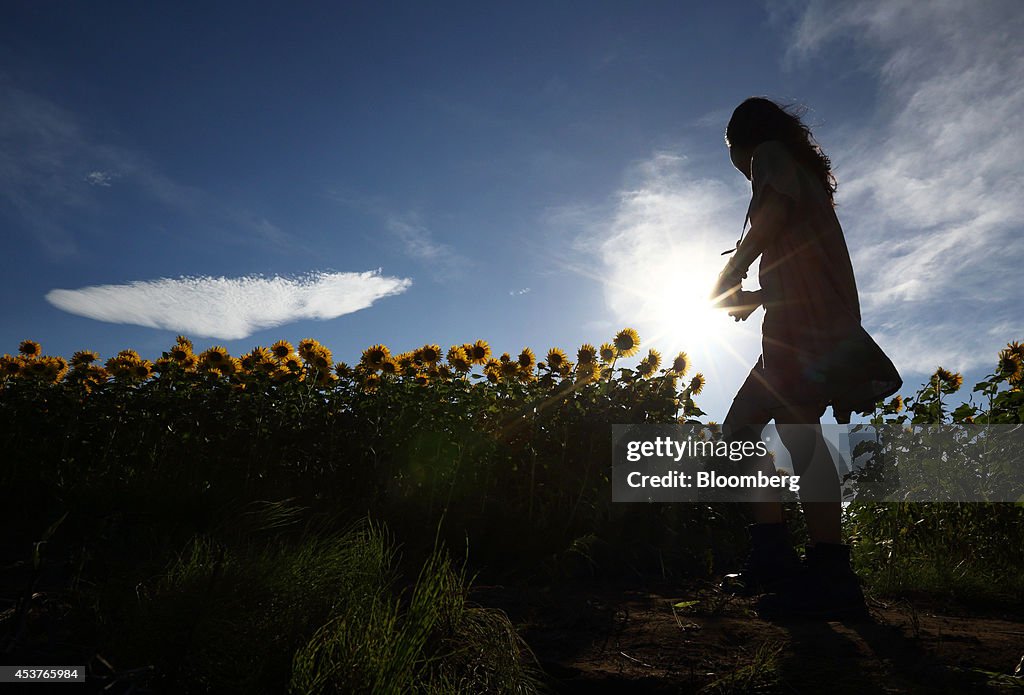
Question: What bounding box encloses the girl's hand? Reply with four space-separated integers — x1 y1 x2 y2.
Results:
710 259 746 308
727 291 762 321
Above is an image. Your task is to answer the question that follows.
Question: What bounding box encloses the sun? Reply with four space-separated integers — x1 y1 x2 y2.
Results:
634 243 741 354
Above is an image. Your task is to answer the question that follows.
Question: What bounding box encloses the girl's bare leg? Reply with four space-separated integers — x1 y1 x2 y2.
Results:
774 407 841 545
722 397 780 523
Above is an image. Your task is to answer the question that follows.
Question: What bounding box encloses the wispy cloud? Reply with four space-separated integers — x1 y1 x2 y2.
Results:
785 0 1023 374
45 270 411 340
0 77 297 259
383 212 468 278
327 189 471 281
84 171 115 187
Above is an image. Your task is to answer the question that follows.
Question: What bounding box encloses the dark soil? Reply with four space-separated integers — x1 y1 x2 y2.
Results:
471 580 1024 694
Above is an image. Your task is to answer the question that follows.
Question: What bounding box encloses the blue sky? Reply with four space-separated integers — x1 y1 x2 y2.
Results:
2 1 1021 421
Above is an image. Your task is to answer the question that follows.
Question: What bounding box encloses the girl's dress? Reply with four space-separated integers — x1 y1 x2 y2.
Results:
737 140 901 423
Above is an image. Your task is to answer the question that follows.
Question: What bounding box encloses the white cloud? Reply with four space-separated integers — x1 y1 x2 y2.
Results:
84 171 114 187
786 0 1024 374
45 270 412 340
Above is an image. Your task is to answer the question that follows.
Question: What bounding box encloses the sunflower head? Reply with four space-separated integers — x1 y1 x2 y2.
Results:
637 349 662 378
932 367 963 392
997 348 1023 382
546 348 567 370
613 328 640 358
117 349 142 362
71 350 100 367
447 345 471 373
361 344 391 371
599 343 617 364
484 359 501 383
500 359 519 378
576 344 597 367
170 344 191 362
271 340 294 360
379 357 399 375
0 354 24 377
175 335 194 351
575 361 601 384
688 372 705 395
415 344 441 365
333 361 352 378
132 360 154 381
18 340 42 358
201 346 230 367
468 340 491 365
671 351 690 376
886 395 904 414
518 347 536 370
298 338 320 359
309 345 333 370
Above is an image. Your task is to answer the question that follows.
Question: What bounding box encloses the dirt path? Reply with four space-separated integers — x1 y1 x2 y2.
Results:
471 582 1024 693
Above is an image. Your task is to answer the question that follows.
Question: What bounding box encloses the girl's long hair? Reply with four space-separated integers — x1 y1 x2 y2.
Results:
725 97 837 206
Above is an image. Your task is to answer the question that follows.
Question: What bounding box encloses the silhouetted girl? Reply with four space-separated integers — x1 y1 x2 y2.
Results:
712 96 901 619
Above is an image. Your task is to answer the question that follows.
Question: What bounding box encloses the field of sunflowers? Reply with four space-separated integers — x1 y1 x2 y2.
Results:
1 331 1022 692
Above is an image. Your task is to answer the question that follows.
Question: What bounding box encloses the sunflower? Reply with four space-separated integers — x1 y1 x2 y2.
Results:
309 345 333 371
379 357 399 375
280 354 302 372
518 347 536 371
182 354 199 371
637 355 658 379
575 362 601 384
169 344 191 362
998 348 1023 382
435 364 452 380
689 373 705 395
361 344 391 371
484 359 501 383
251 346 274 363
467 340 491 365
500 359 519 379
599 343 617 363
201 346 230 367
518 365 538 383
315 369 336 386
395 352 415 372
558 360 574 378
613 328 640 358
932 367 963 391
671 352 690 376
415 344 441 365
362 373 381 392
132 360 154 381
447 345 471 373
575 344 596 367
886 395 904 414
414 372 430 386
271 340 294 360
0 355 23 377
298 338 320 359
117 349 142 362
175 335 193 350
546 348 567 370
334 361 352 378
71 350 100 367
644 348 662 373
18 340 42 358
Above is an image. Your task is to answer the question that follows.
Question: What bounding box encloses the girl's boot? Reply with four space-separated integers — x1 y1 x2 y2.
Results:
721 522 801 596
756 542 870 620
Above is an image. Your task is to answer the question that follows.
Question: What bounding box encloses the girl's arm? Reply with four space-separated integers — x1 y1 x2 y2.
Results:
712 184 793 305
729 184 794 276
